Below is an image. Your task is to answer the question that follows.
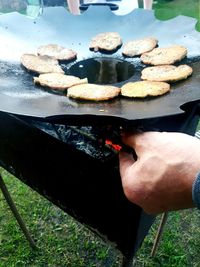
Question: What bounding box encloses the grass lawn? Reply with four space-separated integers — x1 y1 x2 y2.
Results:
139 0 200 31
0 169 200 267
153 0 200 29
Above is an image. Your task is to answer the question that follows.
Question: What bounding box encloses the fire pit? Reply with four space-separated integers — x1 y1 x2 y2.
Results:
0 5 200 266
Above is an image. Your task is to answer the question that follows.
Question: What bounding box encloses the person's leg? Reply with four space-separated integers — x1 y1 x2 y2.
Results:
67 0 80 14
143 0 153 9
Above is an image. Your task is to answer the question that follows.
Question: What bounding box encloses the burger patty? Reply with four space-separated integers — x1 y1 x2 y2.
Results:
122 37 158 57
89 32 122 52
141 45 187 65
68 83 121 101
21 54 64 74
141 64 193 82
34 73 88 90
37 44 77 61
121 81 170 98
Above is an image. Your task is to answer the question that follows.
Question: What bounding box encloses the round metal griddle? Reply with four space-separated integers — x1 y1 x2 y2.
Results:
0 6 200 124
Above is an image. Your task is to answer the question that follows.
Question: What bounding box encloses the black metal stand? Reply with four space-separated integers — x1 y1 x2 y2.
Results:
0 174 37 249
151 212 168 257
122 256 135 267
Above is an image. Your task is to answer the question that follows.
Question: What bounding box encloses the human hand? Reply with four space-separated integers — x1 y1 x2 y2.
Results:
119 131 200 214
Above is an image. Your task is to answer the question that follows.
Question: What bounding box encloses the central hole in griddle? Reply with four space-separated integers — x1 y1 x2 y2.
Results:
66 57 135 84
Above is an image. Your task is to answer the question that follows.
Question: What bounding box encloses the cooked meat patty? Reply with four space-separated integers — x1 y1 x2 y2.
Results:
67 83 121 101
37 44 77 61
122 37 158 57
121 81 170 98
21 54 64 74
141 64 193 82
34 73 88 91
141 45 187 65
89 32 122 52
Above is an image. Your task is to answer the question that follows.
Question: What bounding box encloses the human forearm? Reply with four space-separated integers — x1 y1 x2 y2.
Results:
119 131 200 214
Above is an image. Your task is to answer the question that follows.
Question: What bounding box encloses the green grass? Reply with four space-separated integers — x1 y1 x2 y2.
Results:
135 210 200 267
0 169 200 267
152 0 200 31
153 0 200 20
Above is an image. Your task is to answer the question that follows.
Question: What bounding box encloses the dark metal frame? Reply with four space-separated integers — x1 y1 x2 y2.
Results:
0 104 199 266
0 174 36 249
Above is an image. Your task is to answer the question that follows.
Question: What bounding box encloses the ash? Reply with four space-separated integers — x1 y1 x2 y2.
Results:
30 120 117 161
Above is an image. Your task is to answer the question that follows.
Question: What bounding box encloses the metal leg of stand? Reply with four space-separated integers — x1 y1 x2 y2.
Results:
122 256 135 267
150 212 168 257
0 174 37 249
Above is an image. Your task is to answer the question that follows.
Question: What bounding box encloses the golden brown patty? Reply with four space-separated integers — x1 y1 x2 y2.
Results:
37 44 77 61
67 84 121 101
141 64 193 82
89 32 122 52
34 73 88 91
121 81 170 98
21 54 64 74
141 45 187 65
122 37 158 57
